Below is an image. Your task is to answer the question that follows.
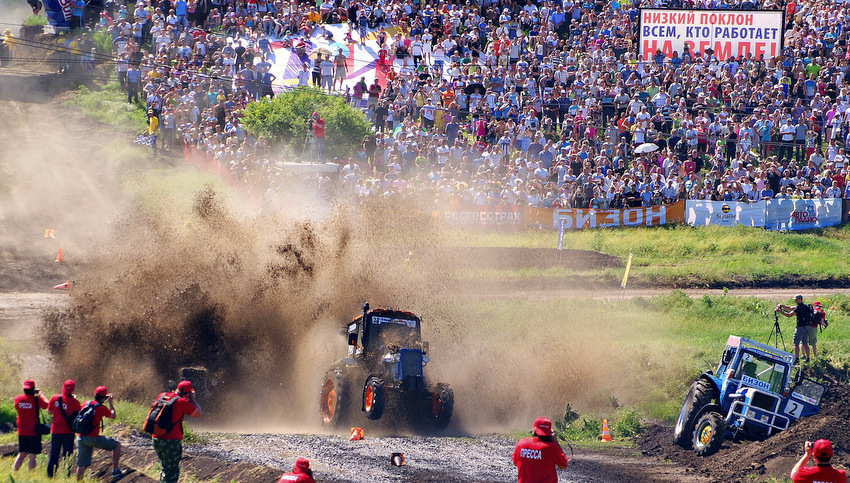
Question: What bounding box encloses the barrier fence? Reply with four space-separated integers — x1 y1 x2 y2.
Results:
433 199 850 231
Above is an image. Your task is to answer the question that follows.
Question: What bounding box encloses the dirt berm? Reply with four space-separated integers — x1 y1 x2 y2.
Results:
638 383 850 482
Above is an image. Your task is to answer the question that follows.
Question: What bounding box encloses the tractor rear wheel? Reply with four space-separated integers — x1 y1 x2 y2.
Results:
430 385 454 429
320 371 348 427
673 378 718 448
363 377 386 421
692 411 725 457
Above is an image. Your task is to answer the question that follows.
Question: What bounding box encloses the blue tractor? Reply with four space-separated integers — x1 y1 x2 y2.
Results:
319 303 453 430
673 336 826 456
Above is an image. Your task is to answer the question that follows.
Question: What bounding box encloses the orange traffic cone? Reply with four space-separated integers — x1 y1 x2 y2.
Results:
349 427 364 441
43 229 55 239
601 419 612 442
53 280 70 290
54 247 64 263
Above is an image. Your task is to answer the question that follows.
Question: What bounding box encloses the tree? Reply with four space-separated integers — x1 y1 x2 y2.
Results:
242 87 371 161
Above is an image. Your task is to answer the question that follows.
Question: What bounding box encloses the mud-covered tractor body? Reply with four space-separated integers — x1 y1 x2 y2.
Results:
673 336 825 456
320 303 453 430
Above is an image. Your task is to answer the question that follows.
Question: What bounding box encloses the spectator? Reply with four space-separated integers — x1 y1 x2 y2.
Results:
151 380 201 483
791 440 846 483
13 379 49 472
512 417 568 483
75 386 124 480
277 457 315 483
776 295 813 362
47 380 82 478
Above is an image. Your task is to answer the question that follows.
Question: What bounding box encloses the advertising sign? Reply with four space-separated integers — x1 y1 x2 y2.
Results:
764 199 843 231
639 9 784 61
686 201 766 227
440 205 522 229
553 201 685 229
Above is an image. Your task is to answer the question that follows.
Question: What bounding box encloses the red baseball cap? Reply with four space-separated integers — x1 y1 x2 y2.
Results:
533 417 553 437
293 457 310 473
177 380 193 394
813 301 823 307
813 439 833 460
63 379 76 395
94 386 108 397
22 379 35 390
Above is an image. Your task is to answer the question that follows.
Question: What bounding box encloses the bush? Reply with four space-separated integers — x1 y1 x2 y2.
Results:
242 87 371 160
612 408 645 437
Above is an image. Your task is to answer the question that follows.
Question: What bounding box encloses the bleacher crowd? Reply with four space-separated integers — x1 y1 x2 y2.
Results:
82 0 850 207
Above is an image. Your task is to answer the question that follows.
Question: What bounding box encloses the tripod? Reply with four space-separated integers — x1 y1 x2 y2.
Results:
767 312 786 351
302 132 317 162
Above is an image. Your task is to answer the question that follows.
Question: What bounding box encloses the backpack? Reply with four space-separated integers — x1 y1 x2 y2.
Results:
798 303 815 326
72 401 101 434
143 394 182 436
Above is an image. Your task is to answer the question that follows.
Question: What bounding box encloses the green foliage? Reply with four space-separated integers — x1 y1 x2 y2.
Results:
242 87 371 160
555 416 602 442
0 399 16 424
612 408 645 438
66 82 147 132
0 453 101 482
24 15 47 26
90 31 112 58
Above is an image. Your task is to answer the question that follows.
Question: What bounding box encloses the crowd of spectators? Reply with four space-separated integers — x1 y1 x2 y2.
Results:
80 0 850 208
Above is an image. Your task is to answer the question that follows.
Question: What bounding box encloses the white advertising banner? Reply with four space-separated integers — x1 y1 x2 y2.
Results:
686 201 766 227
639 9 784 61
765 199 843 231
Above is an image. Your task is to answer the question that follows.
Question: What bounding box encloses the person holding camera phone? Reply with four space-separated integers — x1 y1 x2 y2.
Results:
76 386 124 480
512 417 568 482
791 439 846 483
152 380 201 483
13 379 49 472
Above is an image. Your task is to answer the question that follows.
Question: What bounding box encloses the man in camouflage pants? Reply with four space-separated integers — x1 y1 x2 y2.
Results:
151 381 201 482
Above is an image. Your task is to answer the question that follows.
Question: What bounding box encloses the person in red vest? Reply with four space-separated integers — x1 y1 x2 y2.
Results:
47 379 82 477
13 379 49 472
512 417 568 482
152 380 202 483
791 439 846 483
277 457 315 483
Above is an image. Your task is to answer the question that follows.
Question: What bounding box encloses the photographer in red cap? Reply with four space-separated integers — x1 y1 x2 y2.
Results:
47 379 82 477
12 379 49 472
512 417 568 482
76 385 123 480
791 439 846 483
277 457 315 483
151 380 202 483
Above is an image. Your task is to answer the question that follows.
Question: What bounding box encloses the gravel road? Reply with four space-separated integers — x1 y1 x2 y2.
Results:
184 432 709 482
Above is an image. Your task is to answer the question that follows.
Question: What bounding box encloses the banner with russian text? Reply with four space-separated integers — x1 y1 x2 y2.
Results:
686 201 766 227
439 206 523 230
764 199 842 231
638 9 784 61
553 202 685 229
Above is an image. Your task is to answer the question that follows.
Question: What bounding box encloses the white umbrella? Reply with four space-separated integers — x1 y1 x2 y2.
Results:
635 142 659 154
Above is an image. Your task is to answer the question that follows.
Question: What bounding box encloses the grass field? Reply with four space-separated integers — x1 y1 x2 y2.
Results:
445 224 850 287
437 291 850 427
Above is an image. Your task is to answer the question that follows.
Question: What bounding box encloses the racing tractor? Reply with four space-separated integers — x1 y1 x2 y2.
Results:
320 303 453 430
673 336 826 456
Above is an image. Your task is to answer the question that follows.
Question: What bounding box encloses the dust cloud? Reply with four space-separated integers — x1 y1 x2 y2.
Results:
2 96 643 436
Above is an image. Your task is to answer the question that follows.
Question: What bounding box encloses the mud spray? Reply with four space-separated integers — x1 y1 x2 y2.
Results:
3 99 637 435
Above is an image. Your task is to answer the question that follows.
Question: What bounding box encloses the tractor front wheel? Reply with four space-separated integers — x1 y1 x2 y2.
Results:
692 411 725 457
363 377 386 421
673 378 718 448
